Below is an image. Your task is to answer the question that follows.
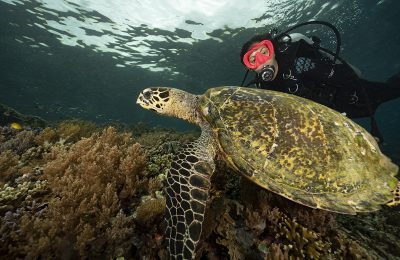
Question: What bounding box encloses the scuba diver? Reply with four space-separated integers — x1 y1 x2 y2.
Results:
240 21 400 141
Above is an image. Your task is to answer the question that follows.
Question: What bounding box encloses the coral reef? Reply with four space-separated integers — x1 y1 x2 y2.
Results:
0 118 399 259
0 124 149 258
0 180 49 214
0 120 199 259
34 119 98 145
337 208 400 259
0 150 19 185
0 127 37 155
196 167 394 260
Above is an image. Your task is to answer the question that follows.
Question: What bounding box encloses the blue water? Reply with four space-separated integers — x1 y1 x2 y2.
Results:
0 0 399 161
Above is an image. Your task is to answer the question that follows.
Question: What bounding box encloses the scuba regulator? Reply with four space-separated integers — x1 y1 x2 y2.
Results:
258 64 276 82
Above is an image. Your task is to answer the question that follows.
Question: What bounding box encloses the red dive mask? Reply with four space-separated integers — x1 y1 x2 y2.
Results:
242 40 274 70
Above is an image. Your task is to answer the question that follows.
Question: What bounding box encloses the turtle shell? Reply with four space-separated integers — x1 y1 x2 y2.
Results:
200 86 398 214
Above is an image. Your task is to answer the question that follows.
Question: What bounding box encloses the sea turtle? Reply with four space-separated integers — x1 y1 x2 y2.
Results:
136 86 400 259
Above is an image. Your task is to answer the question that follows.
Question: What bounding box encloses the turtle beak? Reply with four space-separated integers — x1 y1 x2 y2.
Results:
136 93 142 105
136 93 148 107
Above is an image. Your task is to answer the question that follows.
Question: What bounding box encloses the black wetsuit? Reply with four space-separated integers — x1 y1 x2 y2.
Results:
254 38 400 118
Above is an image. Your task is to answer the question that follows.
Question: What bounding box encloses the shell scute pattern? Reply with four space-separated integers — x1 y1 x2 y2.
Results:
201 87 398 213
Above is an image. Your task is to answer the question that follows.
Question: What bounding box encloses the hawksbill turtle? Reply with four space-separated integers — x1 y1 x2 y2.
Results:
136 86 400 259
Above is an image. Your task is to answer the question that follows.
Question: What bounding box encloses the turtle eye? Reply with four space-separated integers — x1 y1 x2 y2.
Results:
143 90 152 100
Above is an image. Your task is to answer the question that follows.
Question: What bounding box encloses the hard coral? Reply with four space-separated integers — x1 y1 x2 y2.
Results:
275 215 330 259
0 180 49 214
199 166 378 260
265 243 290 260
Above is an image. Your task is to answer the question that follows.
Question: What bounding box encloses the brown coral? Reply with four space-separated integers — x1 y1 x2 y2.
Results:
34 119 98 146
275 215 331 259
0 150 19 185
4 127 148 259
135 197 166 227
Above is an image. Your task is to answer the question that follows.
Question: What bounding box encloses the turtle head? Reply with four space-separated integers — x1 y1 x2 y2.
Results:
137 87 172 113
137 87 200 124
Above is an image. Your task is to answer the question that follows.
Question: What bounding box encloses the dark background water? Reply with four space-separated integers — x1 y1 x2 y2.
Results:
0 0 399 161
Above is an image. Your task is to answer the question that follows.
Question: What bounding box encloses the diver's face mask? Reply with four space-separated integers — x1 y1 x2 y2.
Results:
242 40 276 82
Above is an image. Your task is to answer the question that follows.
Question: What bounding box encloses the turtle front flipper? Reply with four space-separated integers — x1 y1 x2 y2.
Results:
165 133 216 259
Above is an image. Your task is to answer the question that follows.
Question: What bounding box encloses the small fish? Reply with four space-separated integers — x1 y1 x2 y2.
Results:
10 122 23 130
